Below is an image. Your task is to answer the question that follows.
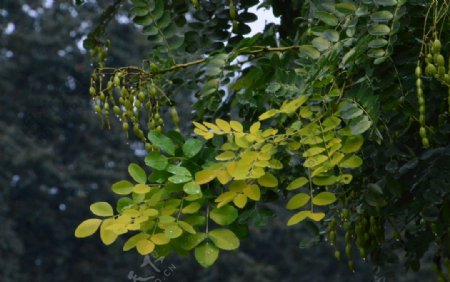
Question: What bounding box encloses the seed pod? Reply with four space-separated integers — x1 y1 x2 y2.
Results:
415 66 422 77
433 39 442 51
170 107 180 127
334 250 341 261
150 85 157 96
113 106 121 115
438 66 446 76
345 243 352 257
419 105 425 114
425 64 437 76
138 91 145 102
425 54 432 64
104 102 109 111
114 75 120 86
229 0 237 20
436 55 445 67
422 138 430 148
89 86 96 96
329 231 336 245
107 80 113 89
156 125 162 133
419 127 426 137
348 260 355 271
416 78 423 89
122 122 129 131
94 105 101 114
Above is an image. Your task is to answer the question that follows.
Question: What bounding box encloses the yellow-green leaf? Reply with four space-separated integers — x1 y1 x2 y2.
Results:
215 191 236 208
258 109 279 120
164 224 183 238
230 120 243 132
195 170 216 184
216 151 235 161
215 119 231 133
183 181 202 195
128 163 147 184
133 184 151 194
123 232 149 251
303 147 326 157
195 242 219 268
257 173 278 188
210 205 238 225
243 184 260 201
182 202 202 214
312 175 338 186
90 202 114 217
233 194 247 208
151 233 170 245
208 229 240 250
100 218 118 245
178 221 196 234
250 121 261 134
304 154 328 168
307 212 326 221
280 96 308 114
193 121 208 131
203 122 222 134
136 239 155 255
286 193 310 210
338 155 363 168
287 211 310 226
287 177 309 191
312 192 336 206
341 135 364 153
112 180 134 195
75 219 102 238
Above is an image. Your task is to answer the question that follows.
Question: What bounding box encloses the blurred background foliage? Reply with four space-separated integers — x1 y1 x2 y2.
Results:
0 0 444 281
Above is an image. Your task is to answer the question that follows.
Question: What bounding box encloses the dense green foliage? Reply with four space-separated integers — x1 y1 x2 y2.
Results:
2 1 377 282
75 0 450 280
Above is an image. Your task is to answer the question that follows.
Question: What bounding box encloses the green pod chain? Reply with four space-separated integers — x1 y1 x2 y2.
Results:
415 62 429 148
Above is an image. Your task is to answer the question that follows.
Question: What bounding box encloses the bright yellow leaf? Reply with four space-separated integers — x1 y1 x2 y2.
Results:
307 212 325 221
250 121 261 134
136 239 155 255
151 233 171 245
75 218 102 238
230 120 243 132
215 151 235 161
133 184 151 194
287 211 310 226
258 109 279 120
193 121 208 131
233 194 247 208
216 169 232 185
90 202 114 217
243 184 260 201
257 173 278 188
216 119 231 133
123 232 149 251
100 218 118 245
195 170 216 184
203 122 222 134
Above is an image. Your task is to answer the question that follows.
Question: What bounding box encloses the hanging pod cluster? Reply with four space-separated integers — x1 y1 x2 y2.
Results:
89 67 170 151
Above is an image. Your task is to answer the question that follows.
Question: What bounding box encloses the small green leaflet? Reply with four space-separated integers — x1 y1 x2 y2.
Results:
128 163 147 184
148 130 176 155
183 138 203 158
145 152 169 170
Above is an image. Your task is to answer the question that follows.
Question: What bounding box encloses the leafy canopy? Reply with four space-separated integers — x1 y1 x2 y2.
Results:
75 0 450 279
